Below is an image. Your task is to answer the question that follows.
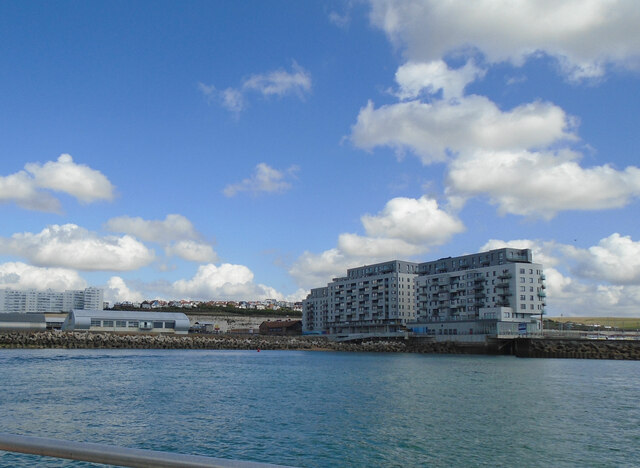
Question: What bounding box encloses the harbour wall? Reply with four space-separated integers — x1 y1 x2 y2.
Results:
0 332 639 359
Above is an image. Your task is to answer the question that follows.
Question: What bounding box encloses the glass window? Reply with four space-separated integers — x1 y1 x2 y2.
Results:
90 319 101 327
102 320 114 327
153 321 164 329
520 304 526 310
520 277 525 283
116 320 127 327
520 286 526 292
520 268 525 274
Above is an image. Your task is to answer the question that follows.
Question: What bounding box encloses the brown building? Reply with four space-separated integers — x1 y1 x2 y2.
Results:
259 320 302 336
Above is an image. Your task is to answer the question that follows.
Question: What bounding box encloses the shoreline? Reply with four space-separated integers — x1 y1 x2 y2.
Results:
1 331 640 359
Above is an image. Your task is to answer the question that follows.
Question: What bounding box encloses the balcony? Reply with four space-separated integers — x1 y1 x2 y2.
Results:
496 282 510 289
538 291 546 298
498 273 512 280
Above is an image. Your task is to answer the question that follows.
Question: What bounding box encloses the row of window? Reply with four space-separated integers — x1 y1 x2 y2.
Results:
89 319 176 329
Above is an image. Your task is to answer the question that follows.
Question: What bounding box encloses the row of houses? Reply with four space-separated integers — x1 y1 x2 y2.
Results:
113 299 303 312
303 247 546 341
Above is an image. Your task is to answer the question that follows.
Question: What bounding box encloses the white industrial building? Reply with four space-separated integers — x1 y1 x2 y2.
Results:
62 310 190 334
0 287 104 314
302 248 545 340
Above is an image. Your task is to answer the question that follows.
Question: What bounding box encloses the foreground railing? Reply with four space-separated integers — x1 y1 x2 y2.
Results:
0 433 290 468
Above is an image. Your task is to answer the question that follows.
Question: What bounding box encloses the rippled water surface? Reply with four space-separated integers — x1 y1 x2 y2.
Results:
0 349 639 467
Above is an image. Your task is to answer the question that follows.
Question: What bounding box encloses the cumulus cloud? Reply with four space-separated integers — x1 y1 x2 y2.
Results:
25 154 115 203
351 95 574 164
223 163 298 197
361 195 465 245
172 263 282 300
561 233 640 285
0 224 155 271
164 240 218 263
447 149 640 218
199 62 311 113
0 154 115 212
394 60 485 100
369 0 640 80
0 261 87 291
105 276 145 304
290 196 464 288
105 214 200 243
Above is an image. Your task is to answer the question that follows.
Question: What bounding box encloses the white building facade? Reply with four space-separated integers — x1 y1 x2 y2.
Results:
411 248 545 338
302 248 545 338
0 287 104 314
303 260 419 335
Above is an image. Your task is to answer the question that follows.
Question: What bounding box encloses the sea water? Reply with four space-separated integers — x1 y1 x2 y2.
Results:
0 349 638 467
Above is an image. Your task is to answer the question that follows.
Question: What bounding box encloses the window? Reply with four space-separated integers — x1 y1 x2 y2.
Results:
530 295 534 301
520 277 525 283
520 295 526 300
529 278 534 283
90 319 101 327
520 268 525 274
102 320 114 327
520 286 526 292
116 320 127 327
153 321 164 329
520 304 526 310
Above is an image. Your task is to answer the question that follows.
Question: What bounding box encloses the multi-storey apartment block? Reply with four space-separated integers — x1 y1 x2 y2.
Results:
303 260 420 335
412 248 544 337
302 248 545 338
0 287 104 314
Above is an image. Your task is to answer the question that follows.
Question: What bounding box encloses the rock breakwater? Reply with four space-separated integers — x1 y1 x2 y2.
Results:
513 338 640 360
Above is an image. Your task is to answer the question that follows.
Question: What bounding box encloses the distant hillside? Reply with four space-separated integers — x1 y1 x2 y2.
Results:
549 317 640 330
109 304 301 318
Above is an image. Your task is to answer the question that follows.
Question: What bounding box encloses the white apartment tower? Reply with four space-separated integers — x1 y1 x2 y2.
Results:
0 287 105 314
413 248 545 336
302 248 545 337
303 260 419 335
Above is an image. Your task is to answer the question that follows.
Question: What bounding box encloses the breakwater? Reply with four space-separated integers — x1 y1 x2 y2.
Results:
513 337 640 360
0 332 639 359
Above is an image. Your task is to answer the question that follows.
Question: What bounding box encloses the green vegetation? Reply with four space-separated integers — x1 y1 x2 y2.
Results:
547 317 640 330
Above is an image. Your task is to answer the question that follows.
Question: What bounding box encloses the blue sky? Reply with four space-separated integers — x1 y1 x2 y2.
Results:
1 1 639 316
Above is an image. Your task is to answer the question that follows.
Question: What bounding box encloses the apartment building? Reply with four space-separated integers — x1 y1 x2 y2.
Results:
0 287 104 314
303 260 419 335
302 248 545 338
412 248 544 337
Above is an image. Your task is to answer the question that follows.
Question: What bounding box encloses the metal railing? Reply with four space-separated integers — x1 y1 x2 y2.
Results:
0 433 291 468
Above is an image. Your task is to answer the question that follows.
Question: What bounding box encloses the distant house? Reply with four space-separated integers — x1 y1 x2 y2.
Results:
259 320 302 336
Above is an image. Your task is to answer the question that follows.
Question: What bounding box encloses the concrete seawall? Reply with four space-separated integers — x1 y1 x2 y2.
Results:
0 332 639 359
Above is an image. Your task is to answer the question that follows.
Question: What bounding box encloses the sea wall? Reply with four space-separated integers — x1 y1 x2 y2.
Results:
1 332 638 359
0 331 473 354
513 338 640 360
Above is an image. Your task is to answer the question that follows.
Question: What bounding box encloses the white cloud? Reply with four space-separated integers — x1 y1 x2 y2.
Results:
369 0 640 80
25 154 115 203
165 240 218 263
0 170 60 212
105 214 199 243
290 196 464 288
395 60 485 100
243 62 312 98
361 195 465 245
447 149 640 219
172 263 282 301
562 233 640 285
0 154 115 212
223 163 298 197
105 276 145 304
0 224 155 271
0 261 87 290
351 95 574 164
199 62 311 114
